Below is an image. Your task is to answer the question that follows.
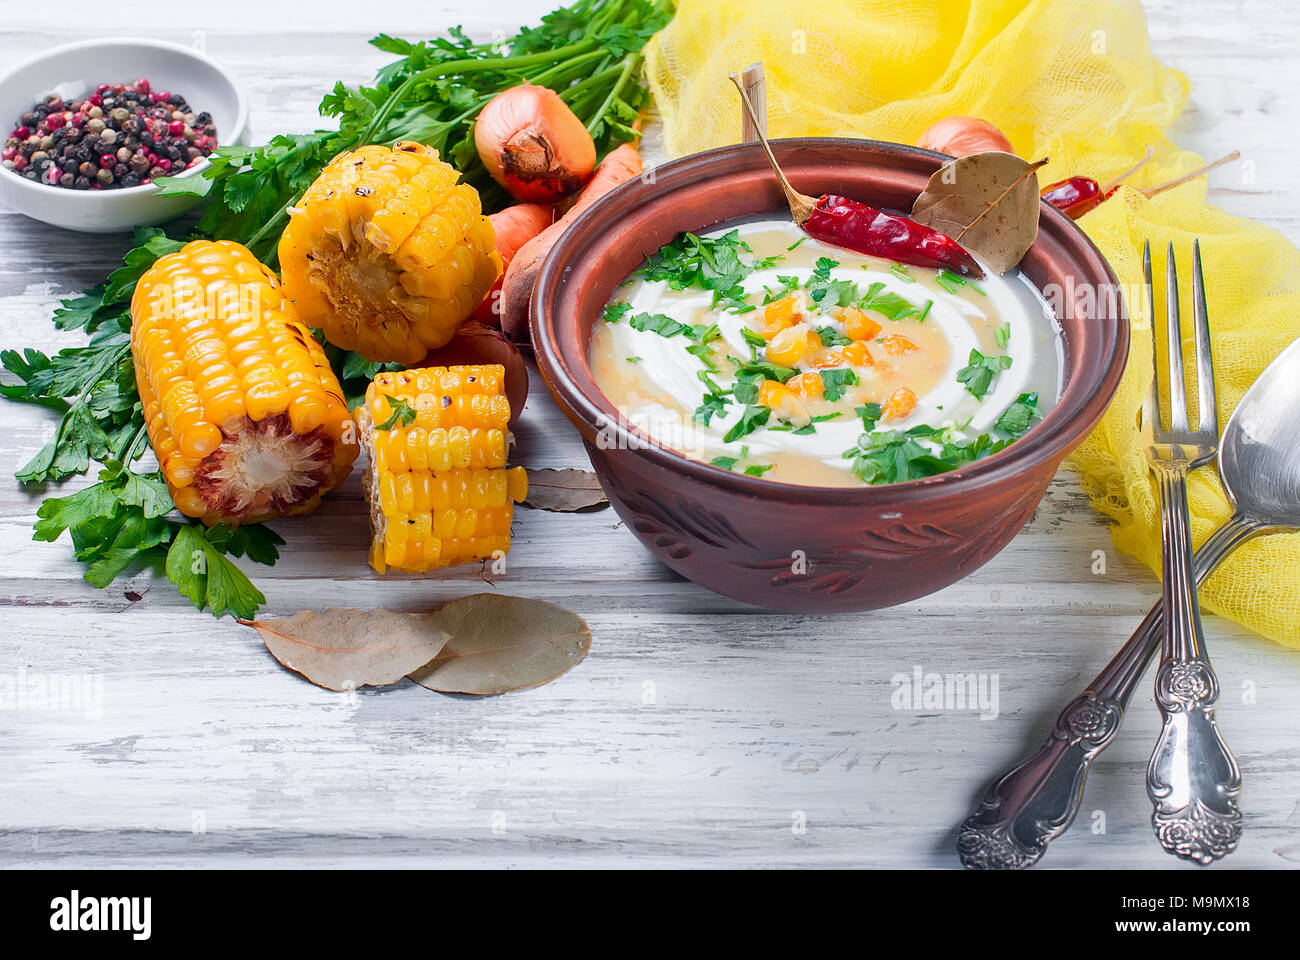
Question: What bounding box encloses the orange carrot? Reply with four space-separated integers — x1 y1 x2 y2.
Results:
472 202 554 324
500 142 643 340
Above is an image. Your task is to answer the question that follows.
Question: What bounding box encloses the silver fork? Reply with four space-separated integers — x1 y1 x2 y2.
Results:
1143 239 1242 865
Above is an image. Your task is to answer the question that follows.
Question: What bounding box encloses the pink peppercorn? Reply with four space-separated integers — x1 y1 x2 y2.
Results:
45 113 63 130
168 120 185 137
12 126 29 140
88 94 102 107
12 155 26 172
135 78 150 94
70 113 85 128
99 154 115 168
1 147 13 161
155 158 172 172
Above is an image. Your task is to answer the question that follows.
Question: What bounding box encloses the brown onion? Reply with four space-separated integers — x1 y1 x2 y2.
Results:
917 116 1015 158
475 83 596 203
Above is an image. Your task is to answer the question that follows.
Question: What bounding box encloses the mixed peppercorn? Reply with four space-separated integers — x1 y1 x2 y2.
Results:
2 78 217 190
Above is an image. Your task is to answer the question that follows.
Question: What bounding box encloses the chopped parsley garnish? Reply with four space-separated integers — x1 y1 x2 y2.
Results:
857 282 920 321
936 269 985 296
744 463 775 477
637 229 759 312
996 392 1042 437
693 391 730 426
916 299 933 323
762 275 801 304
787 237 805 250
625 356 641 363
734 359 798 384
994 322 1011 348
629 311 691 338
957 348 1013 399
818 367 860 401
816 325 851 347
376 396 417 431
685 343 719 370
723 404 771 443
710 454 739 470
602 300 633 323
856 402 883 431
739 326 767 359
890 263 915 282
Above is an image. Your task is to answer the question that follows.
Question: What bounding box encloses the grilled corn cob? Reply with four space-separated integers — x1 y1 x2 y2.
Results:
130 239 358 525
359 365 527 573
279 141 501 365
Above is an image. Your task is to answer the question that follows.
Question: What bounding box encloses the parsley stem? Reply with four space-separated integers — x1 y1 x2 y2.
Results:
358 39 602 147
585 53 641 136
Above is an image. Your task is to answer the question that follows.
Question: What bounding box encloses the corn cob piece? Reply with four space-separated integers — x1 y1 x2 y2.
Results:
279 141 501 365
358 365 527 573
130 239 359 525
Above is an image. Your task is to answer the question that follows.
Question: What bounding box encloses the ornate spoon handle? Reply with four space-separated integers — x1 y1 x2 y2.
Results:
956 513 1268 869
1146 467 1243 864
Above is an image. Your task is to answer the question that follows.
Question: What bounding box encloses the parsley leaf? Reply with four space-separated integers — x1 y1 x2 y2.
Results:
376 396 418 430
957 348 1013 399
818 368 860 402
723 405 771 443
629 311 690 338
996 392 1042 438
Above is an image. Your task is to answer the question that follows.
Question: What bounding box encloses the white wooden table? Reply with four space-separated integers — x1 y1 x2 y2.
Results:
2 0 1298 869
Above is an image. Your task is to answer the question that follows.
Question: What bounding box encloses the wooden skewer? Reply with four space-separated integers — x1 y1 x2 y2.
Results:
1142 150 1240 199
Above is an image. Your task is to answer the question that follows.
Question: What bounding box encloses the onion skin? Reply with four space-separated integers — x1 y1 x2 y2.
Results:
475 83 596 203
472 203 554 325
917 116 1015 158
417 322 529 422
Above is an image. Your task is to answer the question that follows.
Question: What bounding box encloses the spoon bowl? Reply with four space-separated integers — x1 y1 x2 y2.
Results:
1219 335 1300 525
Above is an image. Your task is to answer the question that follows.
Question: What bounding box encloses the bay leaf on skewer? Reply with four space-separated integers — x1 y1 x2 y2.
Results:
912 153 1049 274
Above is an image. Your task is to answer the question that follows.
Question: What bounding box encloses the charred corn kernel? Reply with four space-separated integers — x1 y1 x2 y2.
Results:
279 141 501 365
840 341 875 367
881 334 919 355
883 387 918 421
758 296 799 339
361 364 525 574
766 325 815 366
130 239 358 526
787 371 825 399
841 307 882 341
758 379 810 426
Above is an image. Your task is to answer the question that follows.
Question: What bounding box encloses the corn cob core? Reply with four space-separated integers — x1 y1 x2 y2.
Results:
359 364 527 573
279 141 501 366
130 239 358 525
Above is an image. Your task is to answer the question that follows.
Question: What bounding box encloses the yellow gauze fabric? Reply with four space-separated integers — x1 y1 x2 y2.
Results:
644 0 1300 647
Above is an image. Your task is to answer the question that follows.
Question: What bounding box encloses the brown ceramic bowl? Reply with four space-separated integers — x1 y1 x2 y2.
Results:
531 138 1127 612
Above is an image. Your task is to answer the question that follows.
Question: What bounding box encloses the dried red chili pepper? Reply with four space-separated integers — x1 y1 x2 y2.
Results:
1042 148 1152 218
729 74 985 279
1042 149 1239 220
804 194 985 278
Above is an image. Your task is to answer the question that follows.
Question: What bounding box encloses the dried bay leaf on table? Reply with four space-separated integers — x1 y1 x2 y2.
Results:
912 153 1049 274
242 608 450 692
522 468 609 512
409 594 592 695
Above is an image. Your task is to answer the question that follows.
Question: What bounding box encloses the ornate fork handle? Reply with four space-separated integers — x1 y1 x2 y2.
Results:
1146 465 1243 864
957 514 1268 869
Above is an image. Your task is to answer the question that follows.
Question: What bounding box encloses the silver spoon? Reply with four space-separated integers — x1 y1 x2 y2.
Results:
957 333 1300 869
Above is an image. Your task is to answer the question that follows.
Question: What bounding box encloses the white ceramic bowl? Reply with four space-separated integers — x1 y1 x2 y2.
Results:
0 37 247 233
